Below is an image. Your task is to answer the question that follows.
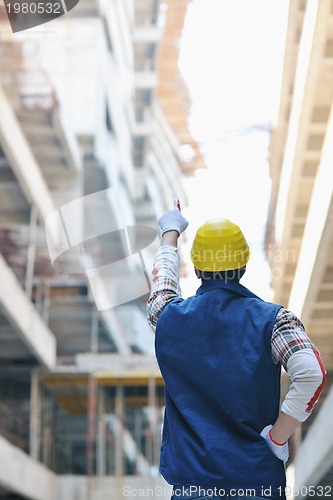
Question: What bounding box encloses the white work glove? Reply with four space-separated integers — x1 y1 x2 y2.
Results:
260 425 289 463
158 209 188 236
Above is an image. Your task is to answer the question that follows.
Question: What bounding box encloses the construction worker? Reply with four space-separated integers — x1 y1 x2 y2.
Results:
147 205 326 500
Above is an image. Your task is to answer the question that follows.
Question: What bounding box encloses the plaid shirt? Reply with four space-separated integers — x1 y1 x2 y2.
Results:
147 246 315 370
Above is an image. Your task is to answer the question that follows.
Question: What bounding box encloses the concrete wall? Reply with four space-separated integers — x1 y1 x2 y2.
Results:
57 475 173 500
294 381 333 495
0 435 57 500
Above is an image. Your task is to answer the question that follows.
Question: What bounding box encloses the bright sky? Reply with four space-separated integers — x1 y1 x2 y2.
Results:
177 0 290 300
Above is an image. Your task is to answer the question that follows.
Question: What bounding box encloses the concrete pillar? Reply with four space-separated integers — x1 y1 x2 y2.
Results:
294 382 333 494
90 311 99 353
97 387 106 476
115 385 124 476
42 282 50 326
41 390 53 468
134 409 142 467
25 206 38 301
30 369 41 461
87 375 97 477
148 375 157 466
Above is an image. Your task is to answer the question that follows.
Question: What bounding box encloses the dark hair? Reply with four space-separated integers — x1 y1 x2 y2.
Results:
200 267 246 282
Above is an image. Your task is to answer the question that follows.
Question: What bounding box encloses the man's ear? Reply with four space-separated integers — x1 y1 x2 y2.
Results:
194 267 201 279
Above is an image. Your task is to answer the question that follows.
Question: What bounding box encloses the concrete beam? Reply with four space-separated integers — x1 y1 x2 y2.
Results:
273 0 332 300
75 353 159 373
0 85 57 234
294 382 333 495
288 105 333 322
0 435 56 500
0 253 56 369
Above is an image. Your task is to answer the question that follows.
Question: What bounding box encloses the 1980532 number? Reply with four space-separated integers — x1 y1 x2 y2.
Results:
278 485 332 497
6 2 61 14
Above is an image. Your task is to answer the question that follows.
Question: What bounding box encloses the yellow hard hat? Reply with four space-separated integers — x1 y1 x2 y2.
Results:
190 218 250 272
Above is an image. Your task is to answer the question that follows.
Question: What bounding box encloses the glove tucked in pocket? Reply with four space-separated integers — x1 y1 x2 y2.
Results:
260 424 289 463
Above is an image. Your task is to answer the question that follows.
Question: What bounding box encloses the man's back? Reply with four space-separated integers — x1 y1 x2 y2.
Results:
155 279 285 496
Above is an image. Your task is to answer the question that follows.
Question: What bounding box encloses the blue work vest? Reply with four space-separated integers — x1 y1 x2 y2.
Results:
155 279 286 498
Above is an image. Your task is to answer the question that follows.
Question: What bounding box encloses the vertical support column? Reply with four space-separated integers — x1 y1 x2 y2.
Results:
90 310 99 353
155 394 162 469
148 374 157 466
25 206 38 300
29 368 41 460
87 374 97 477
156 405 163 465
134 409 142 465
97 386 106 475
42 281 50 325
115 385 124 476
42 389 52 467
34 279 43 313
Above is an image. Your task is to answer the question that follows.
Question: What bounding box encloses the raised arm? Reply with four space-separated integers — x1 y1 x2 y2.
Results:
147 203 188 332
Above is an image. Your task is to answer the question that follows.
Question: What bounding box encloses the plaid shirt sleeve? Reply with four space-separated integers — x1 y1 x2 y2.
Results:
147 245 182 332
271 308 316 369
